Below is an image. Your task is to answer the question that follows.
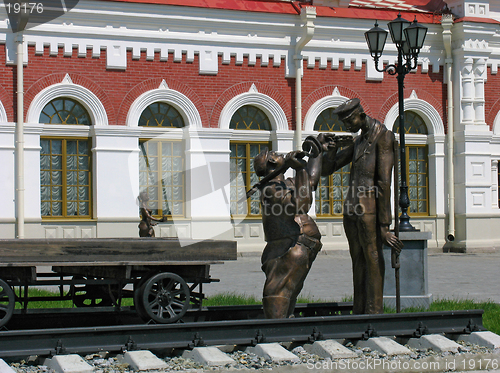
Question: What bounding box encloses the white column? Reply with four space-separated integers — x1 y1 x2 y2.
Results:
428 134 446 217
93 126 141 236
491 159 498 209
0 124 15 236
473 58 487 126
23 124 43 225
460 57 475 127
183 128 233 241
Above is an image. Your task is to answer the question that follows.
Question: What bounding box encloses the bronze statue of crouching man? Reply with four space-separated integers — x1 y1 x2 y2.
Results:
253 146 323 319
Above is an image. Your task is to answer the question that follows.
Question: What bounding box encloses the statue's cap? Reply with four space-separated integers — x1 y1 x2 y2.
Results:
333 98 362 120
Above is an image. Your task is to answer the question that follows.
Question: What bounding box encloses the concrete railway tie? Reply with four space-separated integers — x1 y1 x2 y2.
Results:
3 331 500 373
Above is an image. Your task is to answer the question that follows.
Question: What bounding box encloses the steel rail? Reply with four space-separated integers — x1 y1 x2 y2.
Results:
0 309 483 357
6 302 353 330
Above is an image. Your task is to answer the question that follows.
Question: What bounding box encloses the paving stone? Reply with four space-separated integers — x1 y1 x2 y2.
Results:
356 337 412 356
182 346 236 366
407 334 461 353
120 350 167 371
247 343 300 363
457 331 500 349
304 339 358 359
0 359 16 373
43 355 94 373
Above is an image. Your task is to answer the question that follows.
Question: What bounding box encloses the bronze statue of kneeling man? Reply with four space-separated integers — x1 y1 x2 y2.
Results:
253 143 323 319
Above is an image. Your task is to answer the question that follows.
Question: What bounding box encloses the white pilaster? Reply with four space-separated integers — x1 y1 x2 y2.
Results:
23 124 43 222
0 124 15 225
183 128 233 240
92 126 141 223
451 30 496 250
473 58 487 125
458 57 475 128
491 159 498 209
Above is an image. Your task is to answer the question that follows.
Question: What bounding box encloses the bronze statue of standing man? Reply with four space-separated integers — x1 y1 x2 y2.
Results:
318 98 403 314
253 141 323 319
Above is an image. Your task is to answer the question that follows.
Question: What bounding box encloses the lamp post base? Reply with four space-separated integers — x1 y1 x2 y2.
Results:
399 217 419 232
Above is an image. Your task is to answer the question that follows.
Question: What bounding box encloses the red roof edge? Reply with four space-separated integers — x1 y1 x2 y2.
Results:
100 0 300 14
310 5 443 24
455 16 500 25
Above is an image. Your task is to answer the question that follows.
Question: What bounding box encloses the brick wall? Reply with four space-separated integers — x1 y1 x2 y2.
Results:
1 45 448 130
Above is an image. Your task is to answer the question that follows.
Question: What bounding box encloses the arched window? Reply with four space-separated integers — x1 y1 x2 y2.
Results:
393 112 429 215
393 111 428 134
230 105 271 216
314 108 347 132
139 102 185 217
314 108 350 217
230 105 272 130
139 102 185 128
39 98 92 218
39 98 91 125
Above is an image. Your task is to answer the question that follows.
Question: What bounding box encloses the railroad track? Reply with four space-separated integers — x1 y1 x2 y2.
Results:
0 302 485 358
5 302 353 330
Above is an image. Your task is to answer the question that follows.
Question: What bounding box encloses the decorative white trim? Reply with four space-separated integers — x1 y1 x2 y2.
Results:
218 92 287 131
493 110 500 136
126 87 202 128
159 80 169 90
303 91 349 132
62 74 73 85
0 100 8 123
383 97 445 135
41 124 91 137
26 80 108 127
229 130 273 142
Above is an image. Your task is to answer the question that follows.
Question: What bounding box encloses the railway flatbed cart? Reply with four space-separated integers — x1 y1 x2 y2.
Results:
0 238 237 328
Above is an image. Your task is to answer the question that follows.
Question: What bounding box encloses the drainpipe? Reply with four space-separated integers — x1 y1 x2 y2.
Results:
442 13 455 242
15 32 25 239
294 6 316 151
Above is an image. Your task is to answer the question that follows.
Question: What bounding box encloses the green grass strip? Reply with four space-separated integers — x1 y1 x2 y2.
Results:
9 289 500 335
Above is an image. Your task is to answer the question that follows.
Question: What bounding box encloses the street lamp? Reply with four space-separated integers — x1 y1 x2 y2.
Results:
365 14 427 231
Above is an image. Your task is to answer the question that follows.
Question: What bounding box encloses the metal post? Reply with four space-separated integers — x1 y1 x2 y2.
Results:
396 50 413 231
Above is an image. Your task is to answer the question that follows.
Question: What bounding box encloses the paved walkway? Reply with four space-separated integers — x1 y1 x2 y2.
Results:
204 251 500 304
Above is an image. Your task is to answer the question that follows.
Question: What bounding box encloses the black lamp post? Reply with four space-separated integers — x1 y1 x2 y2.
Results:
365 14 427 231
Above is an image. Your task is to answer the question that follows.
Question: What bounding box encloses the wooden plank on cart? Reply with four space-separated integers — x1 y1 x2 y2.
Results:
0 238 237 266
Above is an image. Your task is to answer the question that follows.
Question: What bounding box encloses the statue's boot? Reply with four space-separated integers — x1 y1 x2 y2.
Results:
262 296 290 319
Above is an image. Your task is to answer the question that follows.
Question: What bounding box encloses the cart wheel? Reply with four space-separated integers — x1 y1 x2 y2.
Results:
70 276 114 307
0 279 14 328
140 272 190 323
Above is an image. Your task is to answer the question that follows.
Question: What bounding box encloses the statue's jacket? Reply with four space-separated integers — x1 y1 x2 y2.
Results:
325 117 395 226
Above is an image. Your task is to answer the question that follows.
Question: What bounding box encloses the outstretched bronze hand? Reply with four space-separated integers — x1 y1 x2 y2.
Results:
285 150 307 170
317 133 353 152
380 225 404 254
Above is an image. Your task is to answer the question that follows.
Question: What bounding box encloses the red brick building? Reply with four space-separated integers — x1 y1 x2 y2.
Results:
1 0 499 253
